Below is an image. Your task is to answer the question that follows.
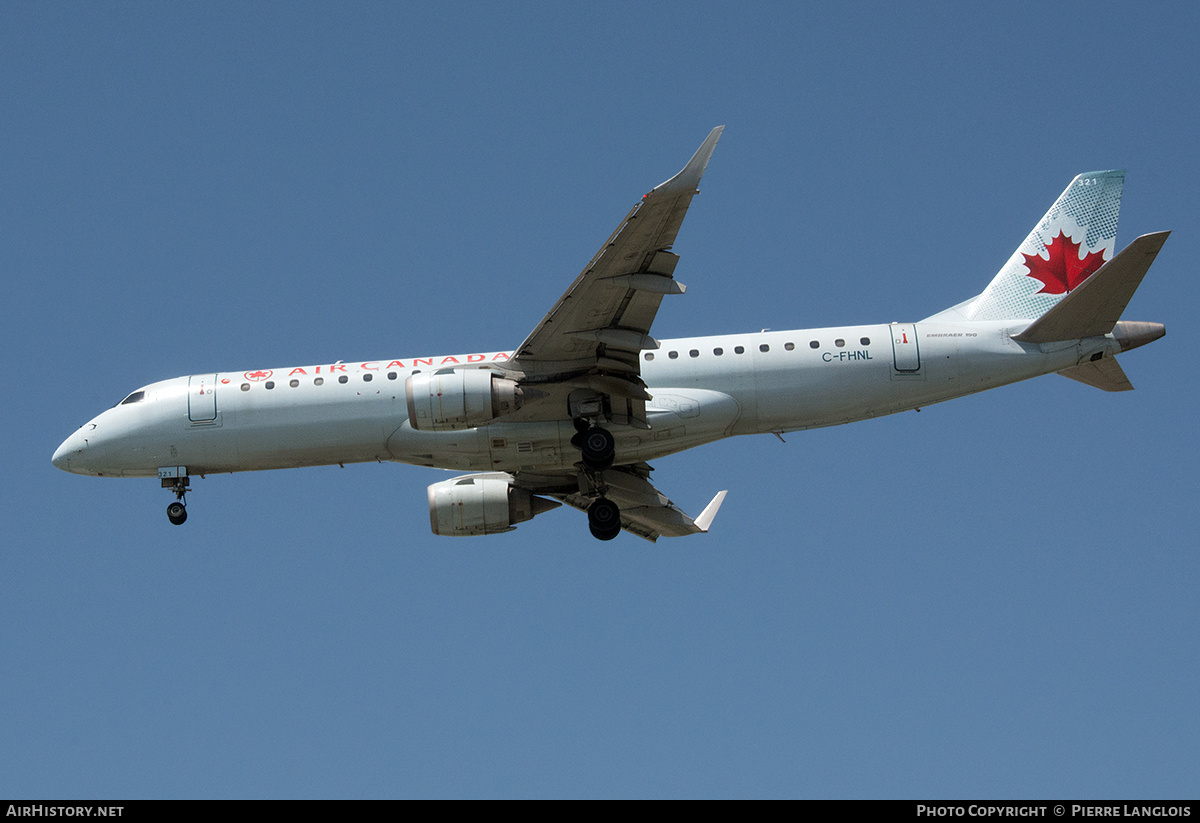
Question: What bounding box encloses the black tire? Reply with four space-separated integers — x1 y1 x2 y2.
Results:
167 501 187 526
580 427 615 470
589 521 621 541
570 417 591 450
587 498 621 540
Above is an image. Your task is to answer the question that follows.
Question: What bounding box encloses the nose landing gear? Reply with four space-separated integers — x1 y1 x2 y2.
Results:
162 474 189 525
167 500 187 526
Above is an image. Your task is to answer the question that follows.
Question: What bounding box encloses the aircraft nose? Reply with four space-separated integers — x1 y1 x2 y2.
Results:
52 428 88 474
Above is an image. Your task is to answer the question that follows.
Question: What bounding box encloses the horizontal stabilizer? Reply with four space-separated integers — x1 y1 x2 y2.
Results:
1013 232 1169 343
1057 357 1134 392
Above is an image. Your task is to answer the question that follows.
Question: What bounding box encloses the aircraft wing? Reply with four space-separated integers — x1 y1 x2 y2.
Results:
508 127 723 425
513 465 727 543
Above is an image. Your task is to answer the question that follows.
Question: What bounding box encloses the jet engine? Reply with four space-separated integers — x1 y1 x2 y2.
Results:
427 473 561 536
406 369 524 431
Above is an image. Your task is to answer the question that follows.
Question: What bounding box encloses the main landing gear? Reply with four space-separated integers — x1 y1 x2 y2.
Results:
572 417 621 539
163 475 189 525
571 418 615 470
587 497 621 541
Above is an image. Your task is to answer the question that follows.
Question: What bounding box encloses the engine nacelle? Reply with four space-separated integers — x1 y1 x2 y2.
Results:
427 474 561 537
405 369 524 431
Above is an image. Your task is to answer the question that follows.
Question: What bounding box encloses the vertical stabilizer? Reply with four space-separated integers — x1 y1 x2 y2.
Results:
927 170 1124 322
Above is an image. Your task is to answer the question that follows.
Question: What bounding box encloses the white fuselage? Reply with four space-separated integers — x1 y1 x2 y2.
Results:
51 320 1117 480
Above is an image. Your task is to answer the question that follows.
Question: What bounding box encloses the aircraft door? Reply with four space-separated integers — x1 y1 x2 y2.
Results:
890 324 921 372
188 374 218 422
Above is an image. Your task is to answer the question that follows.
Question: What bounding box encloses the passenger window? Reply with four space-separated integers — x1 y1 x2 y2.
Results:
645 353 655 361
760 344 770 352
240 384 250 391
734 346 744 354
784 342 795 351
835 339 845 348
314 377 324 386
809 341 820 349
713 347 723 356
387 372 397 380
265 381 275 389
689 349 699 358
860 337 871 346
363 373 373 382
338 375 348 384
668 351 679 359
289 379 300 388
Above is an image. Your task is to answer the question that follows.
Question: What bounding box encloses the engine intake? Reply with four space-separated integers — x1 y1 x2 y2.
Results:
406 369 524 431
427 474 560 537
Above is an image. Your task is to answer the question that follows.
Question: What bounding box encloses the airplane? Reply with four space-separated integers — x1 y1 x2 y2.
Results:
52 126 1168 541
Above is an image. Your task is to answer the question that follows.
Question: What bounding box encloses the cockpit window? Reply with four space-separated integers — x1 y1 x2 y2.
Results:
118 390 146 406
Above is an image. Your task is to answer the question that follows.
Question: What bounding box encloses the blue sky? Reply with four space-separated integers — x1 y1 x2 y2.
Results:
3 1 1197 798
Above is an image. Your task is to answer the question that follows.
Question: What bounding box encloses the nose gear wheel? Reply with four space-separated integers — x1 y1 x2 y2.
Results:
167 501 187 525
163 475 190 525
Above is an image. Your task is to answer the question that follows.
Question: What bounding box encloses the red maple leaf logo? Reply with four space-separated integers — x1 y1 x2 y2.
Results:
1023 231 1107 295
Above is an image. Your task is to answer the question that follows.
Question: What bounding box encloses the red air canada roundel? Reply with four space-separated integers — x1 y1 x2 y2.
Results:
244 369 273 382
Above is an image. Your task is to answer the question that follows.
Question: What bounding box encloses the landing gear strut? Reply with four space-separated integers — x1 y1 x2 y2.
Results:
163 475 189 525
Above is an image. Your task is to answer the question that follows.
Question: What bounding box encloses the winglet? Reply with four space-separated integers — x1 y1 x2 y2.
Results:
693 490 728 533
646 126 724 198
